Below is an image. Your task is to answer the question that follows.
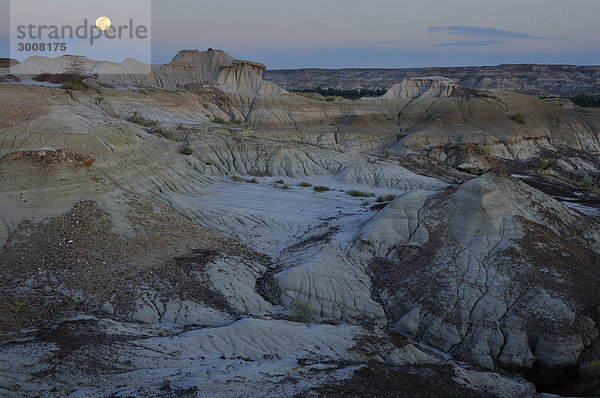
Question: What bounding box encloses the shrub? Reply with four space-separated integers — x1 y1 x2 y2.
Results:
467 167 486 176
547 158 558 169
291 301 315 323
396 132 407 141
325 96 336 101
65 294 77 307
180 145 194 156
376 194 397 203
383 149 393 159
127 111 159 128
212 116 228 124
14 300 26 309
575 169 598 191
147 126 174 140
62 77 87 90
537 158 558 170
247 178 258 184
513 113 526 125
313 185 331 193
280 185 290 190
231 175 244 182
346 189 375 198
474 144 491 155
275 179 285 184
299 182 312 187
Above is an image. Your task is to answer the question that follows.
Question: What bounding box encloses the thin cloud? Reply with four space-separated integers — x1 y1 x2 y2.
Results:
436 40 509 47
428 26 566 40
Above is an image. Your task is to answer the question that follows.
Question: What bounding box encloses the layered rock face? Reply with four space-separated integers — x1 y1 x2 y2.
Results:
3 49 286 94
379 77 458 100
264 64 600 96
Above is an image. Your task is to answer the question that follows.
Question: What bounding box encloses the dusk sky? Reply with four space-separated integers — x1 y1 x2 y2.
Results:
2 0 600 69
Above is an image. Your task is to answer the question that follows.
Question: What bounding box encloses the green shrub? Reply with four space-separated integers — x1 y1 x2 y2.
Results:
180 145 194 156
212 116 228 124
383 149 393 159
275 179 285 184
299 182 312 187
231 175 244 182
346 189 375 198
212 116 243 125
147 126 174 140
247 178 259 184
467 167 486 176
376 194 398 202
513 113 526 125
325 96 336 101
280 185 290 190
127 111 159 128
396 133 407 141
474 144 491 155
14 300 26 308
62 77 87 90
537 158 558 170
65 294 77 307
313 185 331 193
291 301 315 323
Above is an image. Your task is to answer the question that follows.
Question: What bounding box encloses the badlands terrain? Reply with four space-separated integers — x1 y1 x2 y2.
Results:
0 49 599 397
264 64 600 97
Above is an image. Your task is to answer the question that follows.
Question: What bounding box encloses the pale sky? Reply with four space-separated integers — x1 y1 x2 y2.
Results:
2 0 600 68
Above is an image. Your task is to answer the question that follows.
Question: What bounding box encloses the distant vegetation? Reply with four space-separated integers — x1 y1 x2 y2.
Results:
572 94 600 108
376 194 397 203
299 182 312 187
128 111 159 128
127 112 176 140
313 185 331 193
539 93 600 108
346 190 375 198
294 87 387 100
62 78 87 90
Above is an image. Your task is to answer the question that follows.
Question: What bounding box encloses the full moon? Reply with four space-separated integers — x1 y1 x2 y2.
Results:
95 16 112 31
